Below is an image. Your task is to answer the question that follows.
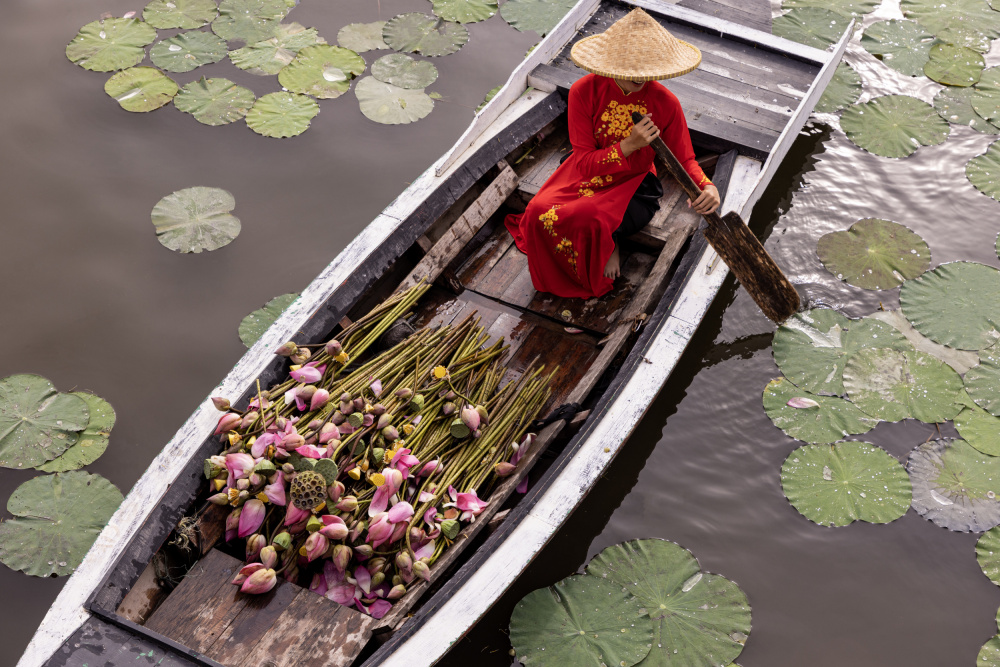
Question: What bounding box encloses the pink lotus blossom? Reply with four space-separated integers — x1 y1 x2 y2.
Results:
417 459 441 477
391 448 421 477
390 521 408 545
290 366 322 383
445 486 489 522
284 503 310 526
279 432 305 452
238 499 266 538
225 508 241 542
260 545 278 569
251 432 278 458
336 495 358 512
264 471 286 506
412 560 431 582
225 453 255 486
309 388 330 411
494 462 516 477
319 423 340 443
332 544 352 573
241 568 277 594
413 537 436 561
354 565 371 594
304 532 329 562
319 515 349 540
367 513 394 548
369 468 404 516
387 501 414 524
295 444 325 459
215 413 241 435
284 386 307 412
328 481 345 504
387 584 406 600
232 562 264 585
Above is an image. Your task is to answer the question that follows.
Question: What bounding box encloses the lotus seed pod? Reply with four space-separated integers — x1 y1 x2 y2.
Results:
282 462 295 475
306 515 323 533
332 411 346 425
298 385 317 401
372 448 385 464
412 560 431 582
362 413 375 428
368 557 387 573
336 495 358 512
387 583 406 600
348 412 364 428
354 397 366 412
392 575 403 587
289 470 327 511
211 396 231 411
313 458 340 487
272 531 292 551
410 394 425 413
208 492 229 506
475 405 489 426
246 533 266 561
442 402 456 416
372 403 387 416
461 406 481 432
450 418 471 439
325 339 343 356
441 519 460 540
370 572 386 588
240 410 260 430
395 551 412 572
494 462 516 477
377 413 392 430
382 426 400 442
395 388 413 400
290 347 312 365
354 544 374 559
204 458 225 480
275 341 298 357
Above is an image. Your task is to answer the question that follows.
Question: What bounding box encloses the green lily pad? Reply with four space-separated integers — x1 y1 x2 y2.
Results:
840 95 950 158
955 405 1000 456
981 635 1000 666
763 377 878 444
384 13 470 56
976 525 1000 585
923 43 985 87
867 309 981 374
174 77 255 125
278 44 365 99
432 0 498 23
965 345 1000 416
901 0 1000 42
772 8 849 50
0 375 89 469
815 62 862 113
143 0 218 29
973 69 1000 127
229 23 326 75
372 54 438 89
104 67 179 113
338 22 388 52
356 77 434 125
245 91 319 138
151 186 240 253
37 393 116 473
781 0 879 19
900 261 1000 350
843 348 965 423
585 539 751 667
860 19 936 78
907 438 1000 532
500 0 577 36
780 442 912 527
933 86 999 134
510 575 654 667
477 84 501 112
212 0 290 44
66 18 157 72
239 293 299 347
968 139 1000 201
150 31 228 73
0 472 122 577
816 218 930 290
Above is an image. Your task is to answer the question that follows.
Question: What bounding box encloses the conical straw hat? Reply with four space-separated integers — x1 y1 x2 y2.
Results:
570 8 701 81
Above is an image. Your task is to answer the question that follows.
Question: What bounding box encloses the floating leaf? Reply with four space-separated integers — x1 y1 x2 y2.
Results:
867 309 980 374
780 442 911 527
781 0 878 19
923 43 984 87
843 348 964 423
151 186 240 253
0 472 122 577
500 0 576 36
967 140 1000 201
143 0 218 29
384 13 470 56
432 0 498 23
174 77 255 125
815 62 861 113
585 539 751 667
900 261 1000 350
933 86 999 134
104 67 179 113
955 405 1000 456
840 95 949 158
212 0 289 44
477 84 502 112
239 293 299 347
0 375 89 469
356 77 434 125
982 634 1000 666
972 68 1000 126
338 22 388 52
965 345 1000 416
901 0 1000 44
860 19 935 77
977 525 1000 585
907 438 1000 532
37 393 116 473
150 31 228 73
371 54 438 89
763 377 877 444
510 575 653 667
816 218 930 290
772 8 848 50
245 91 319 138
229 22 326 75
277 45 365 99
66 18 157 72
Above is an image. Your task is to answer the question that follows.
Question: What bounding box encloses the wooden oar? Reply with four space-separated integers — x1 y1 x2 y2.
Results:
630 111 799 323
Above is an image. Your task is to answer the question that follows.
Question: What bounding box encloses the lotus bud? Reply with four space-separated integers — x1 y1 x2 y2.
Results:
475 405 489 427
444 391 456 400
306 515 323 533
461 406 481 431
395 551 412 572
348 412 364 428
382 426 399 442
368 557 387 573
236 478 250 491
225 508 241 542
248 472 264 487
331 411 346 425
372 448 385 464
241 567 277 594
246 533 266 561
318 422 340 444
232 562 264 585
260 545 278 569
392 575 403 587
409 526 427 543
275 416 287 431
211 397 231 411
336 495 358 512
240 411 260 430
363 413 375 428
298 385 317 402
412 560 431 582
333 544 352 572
450 418 471 439
442 402 456 416
272 531 292 551
377 413 392 430
290 347 312 365
354 544 374 559
238 490 250 502
340 399 354 414
353 397 365 412
214 412 241 435
320 519 349 541
303 532 329 562
328 481 345 503
325 339 343 356
472 429 482 438
395 388 413 400
494 462 516 477
370 572 386 588
310 388 331 411
282 463 295 475
275 341 298 357
209 492 229 506
372 403 387 416
441 519 460 540
387 584 407 600
349 520 366 541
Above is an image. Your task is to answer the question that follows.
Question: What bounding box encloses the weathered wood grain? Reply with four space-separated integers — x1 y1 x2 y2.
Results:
116 559 165 625
45 617 200 667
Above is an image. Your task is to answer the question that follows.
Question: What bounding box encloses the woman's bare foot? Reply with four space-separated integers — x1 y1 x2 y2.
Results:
604 245 620 280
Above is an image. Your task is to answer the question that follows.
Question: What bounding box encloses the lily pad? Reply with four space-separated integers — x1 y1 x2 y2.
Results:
432 0 498 23
337 22 388 52
780 442 912 527
239 293 299 347
972 68 1000 126
372 54 438 89
843 348 965 423
983 635 1000 666
585 539 751 667
965 345 1000 416
0 375 89 469
955 405 1000 456
933 86 999 134
383 13 470 57
840 95 949 158
923 43 985 87
907 438 1000 532
477 84 501 112
781 0 879 19
104 67 179 113
150 31 228 73
356 77 434 125
278 45 365 99
151 186 241 253
66 18 157 72
868 309 980 374
860 19 936 78
143 0 218 29
976 525 1000 585
763 377 878 444
816 218 930 290
900 261 1000 350
174 77 255 125
37 393 116 473
0 472 122 577
500 0 577 36
245 91 319 138
967 140 1000 201
510 575 654 667
772 8 848 50
901 0 1000 43
229 23 326 75
212 0 290 44
815 62 862 113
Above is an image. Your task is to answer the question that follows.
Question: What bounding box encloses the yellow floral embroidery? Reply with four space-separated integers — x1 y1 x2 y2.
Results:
594 101 649 141
539 206 560 235
577 174 614 198
537 206 578 272
697 174 713 188
555 237 579 271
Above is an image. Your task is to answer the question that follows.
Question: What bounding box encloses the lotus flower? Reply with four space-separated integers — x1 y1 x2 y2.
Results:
367 513 394 548
319 515 349 540
295 444 325 459
336 495 358 512
260 545 278 569
332 544 352 573
275 341 298 357
387 501 415 524
290 365 323 384
390 448 420 476
264 471 286 506
494 462 516 477
326 339 343 356
238 500 266 538
215 412 241 435
417 459 441 477
461 406 480 431
412 536 436 561
225 508 241 542
284 503 311 526
211 397 231 411
280 432 305 452
309 388 331 411
319 422 340 444
241 568 277 594
304 532 329 562
369 469 404 516
250 433 276 458
387 584 406 600
445 486 489 522
412 560 431 582
232 562 264 585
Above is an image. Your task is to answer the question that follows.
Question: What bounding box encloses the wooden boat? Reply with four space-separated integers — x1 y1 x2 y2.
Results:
21 1 849 665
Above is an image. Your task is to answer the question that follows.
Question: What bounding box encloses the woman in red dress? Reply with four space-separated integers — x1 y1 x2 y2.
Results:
505 9 720 299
